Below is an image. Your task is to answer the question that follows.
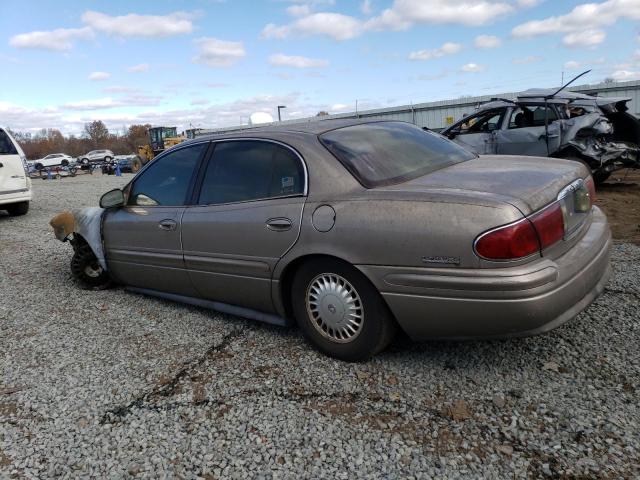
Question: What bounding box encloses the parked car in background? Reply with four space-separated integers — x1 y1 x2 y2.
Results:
442 89 639 184
79 149 114 165
115 154 145 173
50 120 611 361
33 153 74 170
0 127 31 216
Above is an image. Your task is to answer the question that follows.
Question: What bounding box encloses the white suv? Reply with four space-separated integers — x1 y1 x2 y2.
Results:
79 149 114 165
0 127 32 216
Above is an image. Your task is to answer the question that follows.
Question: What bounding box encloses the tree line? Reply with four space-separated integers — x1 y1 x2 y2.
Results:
9 121 151 160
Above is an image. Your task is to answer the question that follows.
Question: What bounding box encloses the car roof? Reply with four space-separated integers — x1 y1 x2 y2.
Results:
196 118 391 140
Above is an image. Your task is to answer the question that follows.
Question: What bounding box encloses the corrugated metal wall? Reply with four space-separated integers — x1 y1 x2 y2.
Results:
194 79 640 137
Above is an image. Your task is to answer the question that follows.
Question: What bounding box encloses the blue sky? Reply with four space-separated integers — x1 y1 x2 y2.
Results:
1 0 639 134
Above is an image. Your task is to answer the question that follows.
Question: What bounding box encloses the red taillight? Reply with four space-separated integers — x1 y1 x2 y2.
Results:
530 202 565 249
475 202 566 261
475 219 540 260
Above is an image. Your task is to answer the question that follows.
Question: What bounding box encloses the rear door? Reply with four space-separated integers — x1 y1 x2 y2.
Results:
102 142 209 296
181 139 306 313
0 128 29 195
496 104 562 156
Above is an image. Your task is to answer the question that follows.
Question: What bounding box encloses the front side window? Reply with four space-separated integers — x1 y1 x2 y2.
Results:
128 143 207 206
458 110 504 134
198 141 305 205
320 122 475 188
0 129 18 155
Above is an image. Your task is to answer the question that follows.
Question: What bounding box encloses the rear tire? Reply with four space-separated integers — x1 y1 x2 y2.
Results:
131 157 142 173
291 258 396 361
6 201 29 216
70 244 111 289
61 159 69 167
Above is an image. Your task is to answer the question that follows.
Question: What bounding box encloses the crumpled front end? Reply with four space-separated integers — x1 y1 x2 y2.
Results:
50 207 107 270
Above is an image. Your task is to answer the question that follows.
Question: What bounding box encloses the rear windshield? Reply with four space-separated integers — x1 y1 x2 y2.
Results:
319 122 475 187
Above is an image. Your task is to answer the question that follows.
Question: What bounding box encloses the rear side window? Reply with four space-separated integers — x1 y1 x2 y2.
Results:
198 141 305 205
320 122 475 188
129 143 207 206
0 129 18 155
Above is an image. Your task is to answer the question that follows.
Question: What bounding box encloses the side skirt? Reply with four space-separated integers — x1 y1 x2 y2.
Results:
126 287 288 327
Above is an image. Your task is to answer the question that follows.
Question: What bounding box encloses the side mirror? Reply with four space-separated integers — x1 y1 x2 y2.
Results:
100 188 125 209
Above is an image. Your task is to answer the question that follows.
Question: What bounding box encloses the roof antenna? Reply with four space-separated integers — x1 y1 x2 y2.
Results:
543 69 591 156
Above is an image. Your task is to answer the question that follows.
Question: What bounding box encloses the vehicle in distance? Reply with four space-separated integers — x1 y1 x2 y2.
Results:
442 89 639 184
33 153 75 170
79 149 114 165
50 120 611 361
0 127 31 216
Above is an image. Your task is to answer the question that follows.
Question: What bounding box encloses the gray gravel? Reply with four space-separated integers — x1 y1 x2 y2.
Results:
1 173 639 479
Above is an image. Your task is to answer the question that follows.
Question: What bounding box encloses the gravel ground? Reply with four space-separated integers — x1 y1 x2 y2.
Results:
1 173 639 479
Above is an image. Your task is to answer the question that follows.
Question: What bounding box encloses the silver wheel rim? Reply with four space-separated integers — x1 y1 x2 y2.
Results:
84 263 102 278
306 273 364 343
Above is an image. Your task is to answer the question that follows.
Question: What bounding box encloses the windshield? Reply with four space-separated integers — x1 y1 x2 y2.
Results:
319 122 475 188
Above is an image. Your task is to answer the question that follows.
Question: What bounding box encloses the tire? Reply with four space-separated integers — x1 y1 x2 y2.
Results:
70 244 111 289
35 162 44 171
6 201 29 216
291 258 397 361
131 157 142 173
61 159 69 167
69 167 77 177
104 156 112 162
80 158 89 165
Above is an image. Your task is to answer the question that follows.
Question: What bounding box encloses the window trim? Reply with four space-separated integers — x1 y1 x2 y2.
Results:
126 140 212 208
191 137 309 207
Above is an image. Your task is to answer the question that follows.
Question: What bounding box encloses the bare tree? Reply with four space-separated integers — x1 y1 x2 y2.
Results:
83 120 109 147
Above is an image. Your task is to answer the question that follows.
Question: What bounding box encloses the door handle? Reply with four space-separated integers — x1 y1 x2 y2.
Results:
158 219 177 231
266 217 292 231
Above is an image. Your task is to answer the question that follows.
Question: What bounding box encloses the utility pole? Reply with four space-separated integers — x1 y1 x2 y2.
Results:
277 105 286 122
355 99 359 118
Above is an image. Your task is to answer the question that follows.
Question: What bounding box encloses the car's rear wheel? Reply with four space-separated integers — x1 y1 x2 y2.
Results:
61 159 69 166
104 156 112 162
291 258 396 361
6 201 29 216
70 244 111 289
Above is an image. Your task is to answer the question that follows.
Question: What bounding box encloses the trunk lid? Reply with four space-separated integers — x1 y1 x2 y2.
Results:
379 155 589 214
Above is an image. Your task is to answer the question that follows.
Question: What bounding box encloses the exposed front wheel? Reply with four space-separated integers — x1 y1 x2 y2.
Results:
291 259 396 361
6 201 29 216
70 244 111 289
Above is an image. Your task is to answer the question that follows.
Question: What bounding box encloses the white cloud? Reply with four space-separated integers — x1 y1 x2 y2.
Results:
127 63 150 73
64 98 120 110
262 13 362 40
190 99 211 106
286 4 312 16
517 0 542 7
81 10 194 38
102 85 141 93
408 42 462 61
562 29 606 48
192 37 246 67
269 53 329 68
461 63 485 72
361 0 373 15
564 60 582 70
9 27 93 52
474 34 501 49
512 0 640 48
511 55 542 64
331 103 350 111
610 70 640 81
88 72 111 81
366 0 514 30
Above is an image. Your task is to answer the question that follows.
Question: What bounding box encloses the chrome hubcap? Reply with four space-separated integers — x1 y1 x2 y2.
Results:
84 263 102 278
306 273 363 343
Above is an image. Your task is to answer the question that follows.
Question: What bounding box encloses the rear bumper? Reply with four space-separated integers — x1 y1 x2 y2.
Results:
358 207 612 340
0 188 32 206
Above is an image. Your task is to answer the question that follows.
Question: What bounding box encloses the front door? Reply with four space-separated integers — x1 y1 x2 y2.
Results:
103 142 209 296
449 109 504 155
181 140 307 313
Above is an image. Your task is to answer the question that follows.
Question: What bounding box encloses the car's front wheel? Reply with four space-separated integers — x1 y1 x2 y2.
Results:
291 259 396 361
6 201 29 216
70 243 111 289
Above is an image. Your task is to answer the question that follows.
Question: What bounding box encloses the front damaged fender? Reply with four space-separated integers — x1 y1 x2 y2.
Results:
50 207 107 270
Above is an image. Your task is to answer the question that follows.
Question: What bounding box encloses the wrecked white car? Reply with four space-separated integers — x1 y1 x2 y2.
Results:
442 89 640 184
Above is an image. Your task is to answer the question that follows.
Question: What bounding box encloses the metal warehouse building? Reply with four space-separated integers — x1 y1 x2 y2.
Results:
194 79 640 137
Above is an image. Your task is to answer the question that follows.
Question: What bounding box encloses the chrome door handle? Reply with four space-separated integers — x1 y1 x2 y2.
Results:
266 217 292 231
158 219 177 231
